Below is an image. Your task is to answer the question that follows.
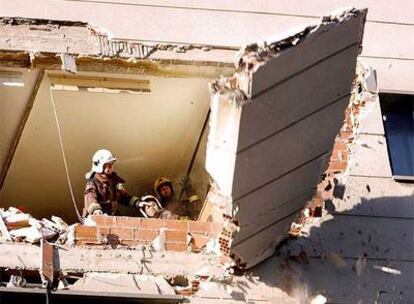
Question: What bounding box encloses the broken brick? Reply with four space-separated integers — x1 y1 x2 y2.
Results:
190 234 210 251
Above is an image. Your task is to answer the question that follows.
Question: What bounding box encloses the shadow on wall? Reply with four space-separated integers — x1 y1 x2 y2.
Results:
236 193 414 303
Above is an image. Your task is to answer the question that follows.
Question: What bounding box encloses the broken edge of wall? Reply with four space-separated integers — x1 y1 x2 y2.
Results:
289 60 380 235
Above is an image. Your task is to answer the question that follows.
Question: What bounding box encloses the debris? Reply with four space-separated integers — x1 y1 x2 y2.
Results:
60 53 77 74
41 239 55 287
324 199 336 212
333 183 346 200
310 294 327 304
373 265 402 275
4 213 31 228
190 234 210 252
204 238 221 255
289 222 303 236
6 275 27 288
151 228 166 251
327 252 347 268
9 226 43 243
356 255 367 276
0 207 69 244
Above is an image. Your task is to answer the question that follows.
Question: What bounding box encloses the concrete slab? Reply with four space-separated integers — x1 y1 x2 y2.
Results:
71 273 176 295
0 243 222 276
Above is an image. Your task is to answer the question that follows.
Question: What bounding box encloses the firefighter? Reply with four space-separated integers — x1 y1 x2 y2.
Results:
153 177 187 217
83 149 146 217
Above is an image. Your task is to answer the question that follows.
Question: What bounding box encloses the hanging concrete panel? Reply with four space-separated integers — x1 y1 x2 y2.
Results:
206 8 367 268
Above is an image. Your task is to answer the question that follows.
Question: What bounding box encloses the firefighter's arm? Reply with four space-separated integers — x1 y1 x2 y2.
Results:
116 183 140 208
84 181 102 215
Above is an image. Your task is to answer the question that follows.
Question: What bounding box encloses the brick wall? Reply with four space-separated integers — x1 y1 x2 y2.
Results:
74 216 223 252
289 67 374 235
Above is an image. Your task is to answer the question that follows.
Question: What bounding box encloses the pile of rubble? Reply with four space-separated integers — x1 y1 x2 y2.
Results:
0 207 74 244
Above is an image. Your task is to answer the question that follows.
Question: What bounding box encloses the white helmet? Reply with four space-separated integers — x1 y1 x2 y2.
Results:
85 149 117 179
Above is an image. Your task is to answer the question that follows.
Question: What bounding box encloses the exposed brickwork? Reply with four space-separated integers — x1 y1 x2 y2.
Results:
289 108 354 233
289 63 377 236
74 216 223 252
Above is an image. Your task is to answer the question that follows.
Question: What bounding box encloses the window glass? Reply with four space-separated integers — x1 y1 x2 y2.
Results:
380 94 414 178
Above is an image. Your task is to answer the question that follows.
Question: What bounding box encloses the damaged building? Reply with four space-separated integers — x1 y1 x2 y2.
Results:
0 1 413 303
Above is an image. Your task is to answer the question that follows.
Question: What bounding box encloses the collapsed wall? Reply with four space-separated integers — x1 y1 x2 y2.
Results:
204 7 367 268
0 6 369 300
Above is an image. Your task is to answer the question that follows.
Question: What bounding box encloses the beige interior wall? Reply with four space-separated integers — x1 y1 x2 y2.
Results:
0 68 39 174
1 71 212 222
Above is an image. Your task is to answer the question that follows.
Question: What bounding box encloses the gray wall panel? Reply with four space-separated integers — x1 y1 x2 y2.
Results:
233 155 327 241
250 13 364 97
233 97 348 199
238 46 358 151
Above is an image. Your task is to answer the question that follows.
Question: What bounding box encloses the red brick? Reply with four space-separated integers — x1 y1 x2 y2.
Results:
75 240 103 246
134 229 158 241
327 160 348 173
121 240 146 247
165 230 187 243
97 227 110 235
340 131 353 140
110 227 134 240
165 220 187 231
90 215 116 226
141 218 166 230
115 216 143 228
333 141 347 152
165 242 187 252
75 226 98 239
189 221 223 236
190 234 210 252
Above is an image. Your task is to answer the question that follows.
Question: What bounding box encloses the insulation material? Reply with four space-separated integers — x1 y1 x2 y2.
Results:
204 7 367 268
